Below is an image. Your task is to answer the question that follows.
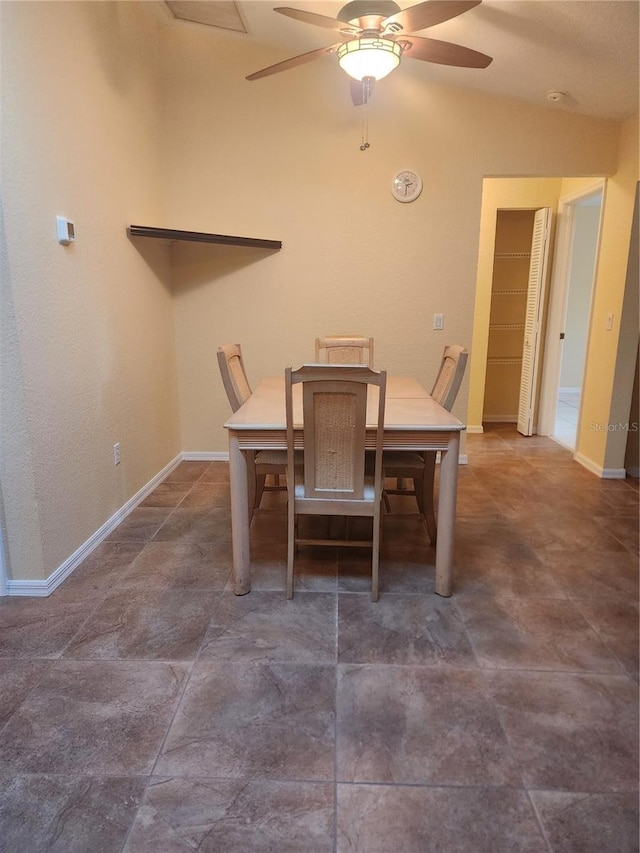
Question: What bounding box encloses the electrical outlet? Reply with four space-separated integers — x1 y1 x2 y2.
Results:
433 313 444 330
113 443 121 465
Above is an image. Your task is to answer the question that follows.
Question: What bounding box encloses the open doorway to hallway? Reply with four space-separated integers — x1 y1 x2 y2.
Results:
551 189 603 449
541 183 604 450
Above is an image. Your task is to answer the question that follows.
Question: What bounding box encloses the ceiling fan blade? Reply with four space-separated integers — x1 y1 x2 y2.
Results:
400 35 492 68
350 77 375 106
275 7 362 34
383 0 481 34
246 44 343 81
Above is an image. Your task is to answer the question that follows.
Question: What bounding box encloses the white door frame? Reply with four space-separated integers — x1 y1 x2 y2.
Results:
538 179 606 437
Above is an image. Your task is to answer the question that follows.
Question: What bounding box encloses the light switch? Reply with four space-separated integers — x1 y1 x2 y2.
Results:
433 313 444 330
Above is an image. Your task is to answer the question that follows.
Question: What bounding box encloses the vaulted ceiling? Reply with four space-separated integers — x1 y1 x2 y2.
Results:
164 1 639 121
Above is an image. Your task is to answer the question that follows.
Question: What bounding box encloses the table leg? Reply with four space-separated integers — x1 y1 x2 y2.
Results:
434 431 460 597
228 430 251 595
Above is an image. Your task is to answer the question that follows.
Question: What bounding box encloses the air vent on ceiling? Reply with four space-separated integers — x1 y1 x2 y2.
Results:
165 1 247 33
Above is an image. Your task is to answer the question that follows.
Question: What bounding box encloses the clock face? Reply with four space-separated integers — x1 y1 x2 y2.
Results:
391 169 423 203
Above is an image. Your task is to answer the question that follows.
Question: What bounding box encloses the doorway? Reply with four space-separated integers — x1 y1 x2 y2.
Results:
539 183 604 448
481 206 551 434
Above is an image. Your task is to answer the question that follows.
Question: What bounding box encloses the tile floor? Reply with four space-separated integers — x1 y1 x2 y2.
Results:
554 389 580 450
0 424 638 852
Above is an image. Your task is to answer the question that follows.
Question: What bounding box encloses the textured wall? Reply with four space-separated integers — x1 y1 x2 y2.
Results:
1 3 636 584
1 2 181 581
160 23 620 453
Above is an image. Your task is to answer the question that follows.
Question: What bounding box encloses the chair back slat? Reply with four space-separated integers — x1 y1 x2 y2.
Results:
430 345 468 411
315 336 374 367
217 343 252 412
307 386 366 497
286 364 385 503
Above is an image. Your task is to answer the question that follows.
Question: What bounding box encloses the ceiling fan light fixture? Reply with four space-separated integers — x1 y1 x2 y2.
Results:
337 37 401 81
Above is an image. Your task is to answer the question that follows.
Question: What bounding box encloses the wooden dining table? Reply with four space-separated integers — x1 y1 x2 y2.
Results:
224 374 466 597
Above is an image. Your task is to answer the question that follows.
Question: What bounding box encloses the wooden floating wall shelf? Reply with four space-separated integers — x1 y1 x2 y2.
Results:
127 225 282 251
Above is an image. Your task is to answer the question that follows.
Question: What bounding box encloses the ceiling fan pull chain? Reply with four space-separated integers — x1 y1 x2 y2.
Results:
360 96 370 151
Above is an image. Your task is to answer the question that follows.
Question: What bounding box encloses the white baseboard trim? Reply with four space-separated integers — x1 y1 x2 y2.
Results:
182 451 228 461
482 415 517 423
574 452 627 479
466 425 484 434
183 450 470 464
6 452 184 597
5 445 469 597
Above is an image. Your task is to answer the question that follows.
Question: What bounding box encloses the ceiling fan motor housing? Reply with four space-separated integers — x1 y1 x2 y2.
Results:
337 1 401 25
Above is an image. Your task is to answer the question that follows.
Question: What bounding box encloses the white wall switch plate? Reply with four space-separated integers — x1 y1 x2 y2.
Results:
56 215 75 245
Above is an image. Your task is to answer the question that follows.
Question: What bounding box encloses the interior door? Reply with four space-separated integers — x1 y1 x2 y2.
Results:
518 207 552 435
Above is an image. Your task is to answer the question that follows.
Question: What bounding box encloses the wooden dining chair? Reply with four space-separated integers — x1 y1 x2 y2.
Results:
285 364 386 601
383 344 468 544
217 344 287 512
315 335 374 366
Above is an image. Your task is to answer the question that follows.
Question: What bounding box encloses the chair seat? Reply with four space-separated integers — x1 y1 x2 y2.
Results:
383 344 467 547
383 451 424 470
255 449 288 466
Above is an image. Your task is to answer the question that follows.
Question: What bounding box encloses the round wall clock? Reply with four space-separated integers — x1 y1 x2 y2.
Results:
391 169 423 203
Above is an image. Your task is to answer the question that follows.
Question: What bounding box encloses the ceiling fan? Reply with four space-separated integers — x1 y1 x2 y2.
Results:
246 0 492 105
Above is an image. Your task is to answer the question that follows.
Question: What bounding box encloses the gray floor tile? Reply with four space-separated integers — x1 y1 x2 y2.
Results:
0 658 51 727
530 790 639 853
486 670 639 791
0 774 146 853
458 595 623 671
200 590 336 663
63 589 218 660
338 593 476 666
0 598 96 658
0 660 189 774
337 664 521 786
2 425 637 852
573 596 640 679
152 508 231 544
540 549 640 600
156 661 335 780
119 540 232 591
123 777 334 852
49 541 145 602
336 784 548 853
105 507 173 543
454 541 567 598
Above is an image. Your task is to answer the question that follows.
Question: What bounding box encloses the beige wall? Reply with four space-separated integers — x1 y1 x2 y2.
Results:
1 1 181 581
579 117 639 472
162 23 621 453
1 3 636 584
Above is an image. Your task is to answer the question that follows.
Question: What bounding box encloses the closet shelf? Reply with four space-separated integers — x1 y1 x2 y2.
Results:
493 289 527 295
494 252 531 259
127 225 282 251
489 323 525 330
487 357 522 365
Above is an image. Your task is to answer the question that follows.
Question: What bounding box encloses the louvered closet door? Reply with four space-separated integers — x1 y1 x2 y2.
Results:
518 207 551 436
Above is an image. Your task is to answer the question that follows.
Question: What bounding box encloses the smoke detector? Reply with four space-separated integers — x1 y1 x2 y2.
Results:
547 90 567 103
